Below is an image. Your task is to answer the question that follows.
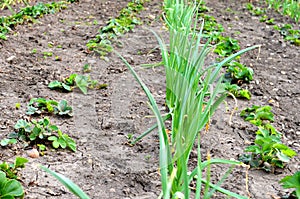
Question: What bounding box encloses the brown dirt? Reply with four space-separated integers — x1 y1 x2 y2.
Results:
0 0 299 198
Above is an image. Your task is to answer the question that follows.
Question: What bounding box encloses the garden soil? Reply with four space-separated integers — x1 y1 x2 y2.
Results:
0 0 299 198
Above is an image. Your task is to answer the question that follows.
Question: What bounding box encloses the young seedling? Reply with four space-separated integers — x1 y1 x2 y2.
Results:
224 61 254 84
43 51 53 58
239 105 297 172
26 98 73 116
48 74 106 94
242 127 296 171
274 24 300 46
1 117 76 152
0 1 77 40
0 157 28 179
223 82 251 100
240 105 274 126
0 171 24 198
214 37 240 57
280 171 300 198
83 64 91 73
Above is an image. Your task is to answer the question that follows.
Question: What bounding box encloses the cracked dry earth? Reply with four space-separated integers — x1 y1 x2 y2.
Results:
0 0 299 198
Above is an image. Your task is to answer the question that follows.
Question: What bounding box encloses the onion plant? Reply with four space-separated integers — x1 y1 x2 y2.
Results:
39 0 259 198
119 0 259 198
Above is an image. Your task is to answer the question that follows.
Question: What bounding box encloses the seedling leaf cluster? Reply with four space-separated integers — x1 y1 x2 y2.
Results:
239 105 297 172
1 117 76 152
280 171 300 198
26 98 73 116
48 73 105 94
0 157 28 198
0 170 24 198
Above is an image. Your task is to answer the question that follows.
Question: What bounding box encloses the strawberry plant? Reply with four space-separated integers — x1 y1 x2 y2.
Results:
48 74 105 94
246 3 266 16
214 37 240 57
0 157 27 198
239 105 297 171
0 157 28 179
1 117 76 152
240 105 274 126
242 127 296 171
274 24 300 46
0 171 24 199
224 61 254 84
223 82 251 100
280 171 300 198
26 98 73 116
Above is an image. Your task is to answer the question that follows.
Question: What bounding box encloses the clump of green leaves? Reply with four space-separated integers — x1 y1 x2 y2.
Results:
200 15 224 42
83 64 91 73
26 98 73 116
280 171 300 198
0 170 24 199
224 61 254 84
0 157 28 179
86 0 145 59
214 37 240 57
239 105 297 171
246 3 266 16
0 1 77 40
0 157 27 198
274 24 300 46
48 74 105 94
224 82 251 100
222 61 253 100
242 127 296 171
1 117 76 152
240 105 274 126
